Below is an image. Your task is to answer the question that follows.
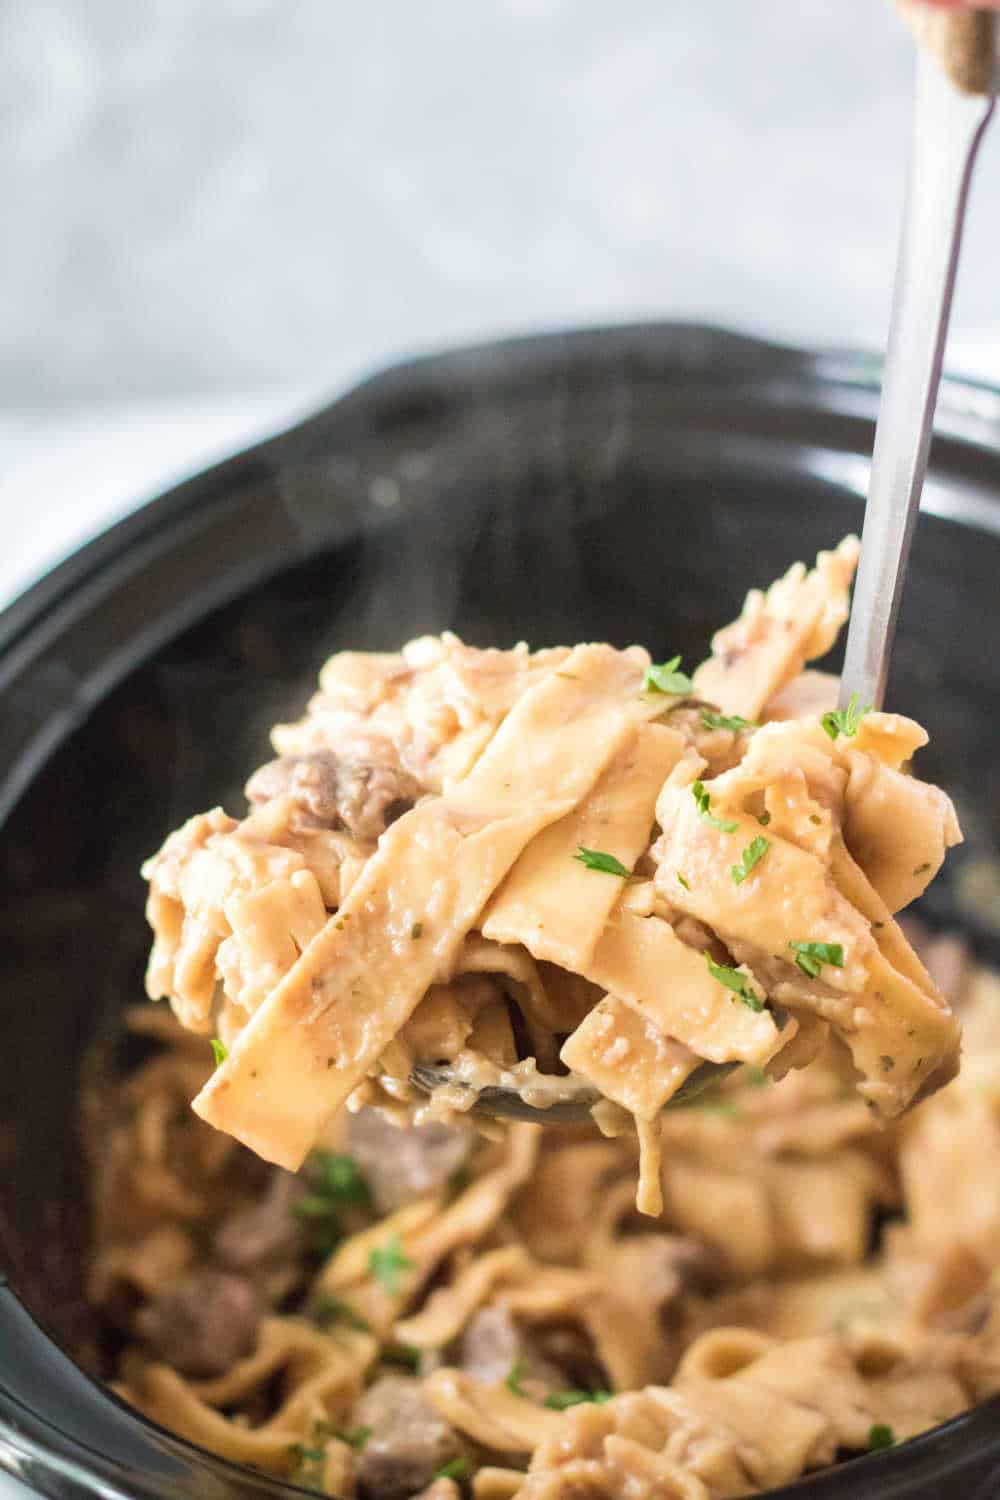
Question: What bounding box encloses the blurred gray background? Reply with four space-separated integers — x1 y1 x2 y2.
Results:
3 0 1000 605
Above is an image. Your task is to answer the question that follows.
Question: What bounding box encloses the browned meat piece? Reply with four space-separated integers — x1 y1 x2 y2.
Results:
213 1170 305 1269
640 1233 724 1298
135 1268 260 1377
460 1304 563 1396
352 1375 465 1500
345 1108 470 1213
245 746 422 842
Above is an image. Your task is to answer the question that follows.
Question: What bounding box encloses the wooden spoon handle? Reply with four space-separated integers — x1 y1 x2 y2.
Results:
895 2 997 94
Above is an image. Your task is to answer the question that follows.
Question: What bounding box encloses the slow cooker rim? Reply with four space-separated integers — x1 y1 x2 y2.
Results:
3 316 1000 667
4 319 1000 1499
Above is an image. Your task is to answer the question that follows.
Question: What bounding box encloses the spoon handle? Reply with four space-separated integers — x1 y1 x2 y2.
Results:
840 17 995 713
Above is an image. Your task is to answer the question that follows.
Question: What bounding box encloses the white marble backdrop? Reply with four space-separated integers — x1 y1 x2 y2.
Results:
3 0 999 411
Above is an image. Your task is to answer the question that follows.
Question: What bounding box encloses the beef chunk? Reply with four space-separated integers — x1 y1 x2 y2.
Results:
245 747 421 841
460 1304 563 1396
346 1108 470 1213
135 1268 259 1377
352 1376 464 1500
213 1169 305 1269
608 1233 723 1304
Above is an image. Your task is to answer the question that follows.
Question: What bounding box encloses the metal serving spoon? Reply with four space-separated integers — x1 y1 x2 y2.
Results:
841 5 995 713
408 9 997 1126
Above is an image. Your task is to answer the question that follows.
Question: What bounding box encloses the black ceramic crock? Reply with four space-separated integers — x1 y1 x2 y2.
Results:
3 323 1000 1500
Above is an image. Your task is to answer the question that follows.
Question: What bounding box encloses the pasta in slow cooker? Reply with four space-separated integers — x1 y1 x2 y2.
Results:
88 944 1000 1499
83 537 991 1497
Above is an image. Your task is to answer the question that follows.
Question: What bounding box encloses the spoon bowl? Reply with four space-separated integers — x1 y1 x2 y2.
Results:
408 1059 742 1123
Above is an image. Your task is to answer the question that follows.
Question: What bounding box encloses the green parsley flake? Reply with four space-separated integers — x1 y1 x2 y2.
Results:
756 811 772 826
210 1038 228 1068
369 1233 413 1295
293 1152 373 1253
705 953 765 1012
731 835 770 885
868 1423 895 1451
313 1296 371 1332
821 693 872 742
789 940 845 978
290 1421 335 1490
642 656 693 696
381 1344 422 1373
292 1441 326 1468
294 1445 325 1462
677 872 691 891
435 1458 471 1481
691 780 739 834
544 1390 613 1410
574 847 632 878
505 1359 528 1397
699 708 755 733
337 1426 372 1450
315 1151 372 1208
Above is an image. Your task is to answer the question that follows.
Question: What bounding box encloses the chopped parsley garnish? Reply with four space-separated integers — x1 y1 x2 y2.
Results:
642 656 693 696
435 1458 471 1480
677 872 691 891
700 708 755 733
369 1233 413 1295
293 1444 326 1463
705 954 765 1012
821 693 871 741
789 940 845 978
505 1358 528 1397
574 847 632 878
336 1426 372 1450
314 1151 372 1208
313 1295 371 1332
691 780 738 834
210 1038 228 1067
290 1422 335 1490
756 810 772 826
868 1423 895 1451
544 1390 613 1410
381 1343 422 1372
731 835 770 885
293 1150 372 1254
